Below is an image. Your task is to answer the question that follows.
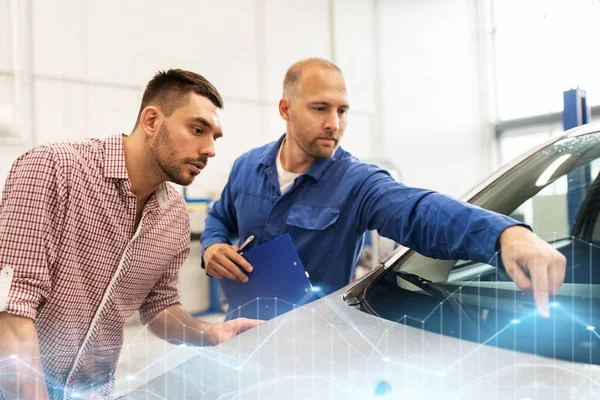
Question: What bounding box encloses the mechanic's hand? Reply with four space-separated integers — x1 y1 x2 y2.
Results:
203 243 254 282
206 318 264 345
499 226 566 318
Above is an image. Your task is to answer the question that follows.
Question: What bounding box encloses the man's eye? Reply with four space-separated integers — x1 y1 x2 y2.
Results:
339 109 348 115
314 107 326 112
193 127 203 134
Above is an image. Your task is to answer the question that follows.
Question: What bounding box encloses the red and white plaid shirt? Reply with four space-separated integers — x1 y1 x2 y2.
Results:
0 135 190 399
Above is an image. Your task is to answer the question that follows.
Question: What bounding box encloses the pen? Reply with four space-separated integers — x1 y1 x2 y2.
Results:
237 235 255 254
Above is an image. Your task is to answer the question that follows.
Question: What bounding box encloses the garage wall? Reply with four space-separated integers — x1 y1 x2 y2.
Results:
378 0 495 196
0 0 489 199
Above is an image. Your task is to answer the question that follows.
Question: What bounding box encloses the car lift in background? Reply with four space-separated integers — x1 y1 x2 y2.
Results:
563 88 592 229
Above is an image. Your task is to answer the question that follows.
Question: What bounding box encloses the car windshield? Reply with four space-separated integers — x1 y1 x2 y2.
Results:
359 129 600 365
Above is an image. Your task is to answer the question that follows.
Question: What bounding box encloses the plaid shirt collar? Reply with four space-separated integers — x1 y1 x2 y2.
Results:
104 134 169 208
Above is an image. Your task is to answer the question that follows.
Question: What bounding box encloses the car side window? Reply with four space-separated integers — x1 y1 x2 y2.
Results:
508 175 570 242
451 157 600 285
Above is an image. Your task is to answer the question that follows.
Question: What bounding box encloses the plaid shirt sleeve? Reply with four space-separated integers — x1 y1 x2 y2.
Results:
0 146 64 320
138 226 190 325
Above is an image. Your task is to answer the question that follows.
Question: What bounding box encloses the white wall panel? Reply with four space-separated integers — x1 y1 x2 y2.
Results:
86 85 142 139
264 0 331 102
333 0 376 114
0 75 14 116
1 0 31 74
85 0 259 100
0 0 11 71
379 0 485 196
34 79 86 144
32 0 86 78
0 75 33 143
339 113 373 160
265 102 285 143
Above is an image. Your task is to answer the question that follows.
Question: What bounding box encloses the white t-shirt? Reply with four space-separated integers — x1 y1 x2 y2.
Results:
276 142 301 194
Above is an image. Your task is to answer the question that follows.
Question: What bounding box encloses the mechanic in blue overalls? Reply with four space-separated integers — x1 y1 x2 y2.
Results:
201 58 565 319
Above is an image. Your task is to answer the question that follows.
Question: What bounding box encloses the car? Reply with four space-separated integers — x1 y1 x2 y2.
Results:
121 122 600 399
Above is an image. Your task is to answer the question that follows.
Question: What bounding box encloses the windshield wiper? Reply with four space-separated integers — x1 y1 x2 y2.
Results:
394 270 483 329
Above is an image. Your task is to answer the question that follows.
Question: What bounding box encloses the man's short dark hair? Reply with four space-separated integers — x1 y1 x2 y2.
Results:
135 69 223 127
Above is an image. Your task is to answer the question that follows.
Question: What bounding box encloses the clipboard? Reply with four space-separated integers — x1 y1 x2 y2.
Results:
220 234 317 320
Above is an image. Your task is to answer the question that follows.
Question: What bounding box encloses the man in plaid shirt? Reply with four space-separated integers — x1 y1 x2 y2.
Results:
0 69 262 399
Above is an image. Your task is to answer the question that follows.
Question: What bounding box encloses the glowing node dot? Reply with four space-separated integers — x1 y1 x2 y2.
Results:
437 371 447 377
383 357 391 362
126 375 136 381
9 354 17 359
234 366 243 371
511 319 520 325
587 325 595 331
550 302 560 308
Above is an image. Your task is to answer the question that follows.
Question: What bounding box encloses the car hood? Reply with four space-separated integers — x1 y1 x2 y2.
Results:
121 289 600 399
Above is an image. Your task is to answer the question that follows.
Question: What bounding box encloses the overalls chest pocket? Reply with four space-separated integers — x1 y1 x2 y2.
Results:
286 204 340 230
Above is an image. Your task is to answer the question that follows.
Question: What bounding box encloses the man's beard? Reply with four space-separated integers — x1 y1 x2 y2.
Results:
289 117 339 159
150 125 197 186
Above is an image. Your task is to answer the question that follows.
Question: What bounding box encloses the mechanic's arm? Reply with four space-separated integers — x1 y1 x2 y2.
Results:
355 169 515 263
0 313 50 400
201 159 253 281
355 169 565 317
147 304 262 346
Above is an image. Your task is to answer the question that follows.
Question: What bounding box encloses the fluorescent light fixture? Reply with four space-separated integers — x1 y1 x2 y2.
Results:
535 154 571 187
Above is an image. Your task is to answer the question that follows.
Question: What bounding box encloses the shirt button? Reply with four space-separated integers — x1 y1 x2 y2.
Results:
269 170 273 175
128 203 134 209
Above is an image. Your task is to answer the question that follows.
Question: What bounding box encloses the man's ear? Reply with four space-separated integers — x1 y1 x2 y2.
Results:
279 98 291 122
139 106 161 138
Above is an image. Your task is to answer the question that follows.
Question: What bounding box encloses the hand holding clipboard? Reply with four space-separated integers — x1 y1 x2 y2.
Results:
220 234 316 320
202 238 255 282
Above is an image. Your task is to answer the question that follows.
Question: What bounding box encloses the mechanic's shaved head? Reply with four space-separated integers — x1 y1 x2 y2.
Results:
282 58 343 100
